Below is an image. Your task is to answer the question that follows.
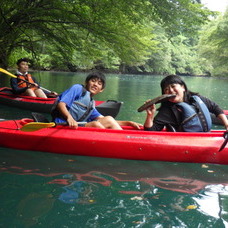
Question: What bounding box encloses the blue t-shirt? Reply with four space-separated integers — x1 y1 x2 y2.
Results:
55 84 101 123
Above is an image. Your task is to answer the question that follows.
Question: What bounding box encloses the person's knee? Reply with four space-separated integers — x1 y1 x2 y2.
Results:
25 89 36 97
102 116 115 123
99 116 122 130
35 89 47 98
86 121 105 129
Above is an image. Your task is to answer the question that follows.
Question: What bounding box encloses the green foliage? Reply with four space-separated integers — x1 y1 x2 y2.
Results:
198 10 228 76
0 0 154 68
139 24 205 75
0 0 212 72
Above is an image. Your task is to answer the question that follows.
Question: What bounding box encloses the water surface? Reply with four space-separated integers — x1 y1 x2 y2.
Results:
0 72 228 227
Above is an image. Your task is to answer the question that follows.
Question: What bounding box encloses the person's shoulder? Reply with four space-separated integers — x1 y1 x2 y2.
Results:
193 94 208 101
64 84 82 93
70 84 83 90
65 84 84 96
10 77 16 81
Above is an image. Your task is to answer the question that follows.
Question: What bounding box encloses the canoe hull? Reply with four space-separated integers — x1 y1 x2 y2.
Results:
0 87 122 117
0 119 227 164
0 87 56 112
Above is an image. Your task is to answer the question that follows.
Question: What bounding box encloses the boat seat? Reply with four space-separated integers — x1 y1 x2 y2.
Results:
31 112 50 123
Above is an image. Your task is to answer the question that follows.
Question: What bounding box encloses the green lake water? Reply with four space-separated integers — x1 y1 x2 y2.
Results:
0 72 228 227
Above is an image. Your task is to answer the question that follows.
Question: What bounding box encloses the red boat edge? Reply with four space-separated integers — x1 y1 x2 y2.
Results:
0 118 227 165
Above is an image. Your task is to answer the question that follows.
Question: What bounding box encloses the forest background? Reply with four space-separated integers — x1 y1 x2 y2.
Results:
0 0 227 77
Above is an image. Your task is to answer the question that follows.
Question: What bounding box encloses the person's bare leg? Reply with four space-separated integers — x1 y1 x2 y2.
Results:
85 121 105 128
34 88 47 98
97 116 122 130
24 88 36 97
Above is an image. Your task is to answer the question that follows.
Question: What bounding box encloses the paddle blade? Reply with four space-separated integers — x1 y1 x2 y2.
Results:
21 122 56 132
218 132 228 152
0 68 17 78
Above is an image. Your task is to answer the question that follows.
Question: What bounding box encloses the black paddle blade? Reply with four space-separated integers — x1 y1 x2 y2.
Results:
218 132 228 152
137 94 176 112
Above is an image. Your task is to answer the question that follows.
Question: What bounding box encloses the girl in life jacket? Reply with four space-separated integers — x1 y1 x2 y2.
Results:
143 75 228 132
10 58 47 98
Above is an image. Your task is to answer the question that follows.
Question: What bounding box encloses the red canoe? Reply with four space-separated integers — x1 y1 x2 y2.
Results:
0 87 122 117
0 118 227 165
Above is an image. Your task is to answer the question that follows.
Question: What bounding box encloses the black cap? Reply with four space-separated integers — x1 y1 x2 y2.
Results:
16 58 30 65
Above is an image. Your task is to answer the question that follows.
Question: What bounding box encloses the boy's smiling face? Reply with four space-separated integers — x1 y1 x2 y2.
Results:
85 77 104 96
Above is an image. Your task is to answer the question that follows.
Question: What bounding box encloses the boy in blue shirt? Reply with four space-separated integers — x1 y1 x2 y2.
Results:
54 72 141 130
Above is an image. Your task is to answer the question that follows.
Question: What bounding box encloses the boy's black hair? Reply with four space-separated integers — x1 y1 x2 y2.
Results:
85 72 106 89
16 58 30 66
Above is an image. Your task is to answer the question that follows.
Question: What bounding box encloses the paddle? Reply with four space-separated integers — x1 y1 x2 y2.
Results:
137 94 176 112
20 121 87 132
218 131 228 152
0 68 51 93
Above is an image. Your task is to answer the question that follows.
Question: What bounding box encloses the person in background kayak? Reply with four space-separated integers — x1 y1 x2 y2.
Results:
144 75 228 132
53 72 142 130
10 58 48 98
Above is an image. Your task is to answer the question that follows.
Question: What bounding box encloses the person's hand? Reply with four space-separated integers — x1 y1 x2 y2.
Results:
126 121 143 130
67 116 78 129
47 91 58 98
28 83 38 88
146 103 156 116
225 124 228 132
130 121 143 130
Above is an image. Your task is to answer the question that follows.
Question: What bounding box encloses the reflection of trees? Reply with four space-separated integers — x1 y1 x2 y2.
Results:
17 192 55 227
2 148 228 227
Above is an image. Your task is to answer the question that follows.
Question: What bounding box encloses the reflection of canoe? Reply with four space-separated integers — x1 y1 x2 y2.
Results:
2 147 228 195
211 110 228 125
0 87 122 117
0 118 227 165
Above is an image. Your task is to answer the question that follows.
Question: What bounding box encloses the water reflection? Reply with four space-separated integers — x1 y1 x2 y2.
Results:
17 192 55 227
193 185 228 221
1 148 228 227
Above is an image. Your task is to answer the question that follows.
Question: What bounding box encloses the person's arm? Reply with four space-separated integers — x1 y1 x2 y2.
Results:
200 95 228 131
57 102 78 128
94 112 142 129
10 78 28 94
217 113 228 131
116 120 143 130
199 95 223 116
143 103 173 131
30 76 39 88
144 104 156 129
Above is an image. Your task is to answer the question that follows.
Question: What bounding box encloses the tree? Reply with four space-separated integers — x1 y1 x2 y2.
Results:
0 0 212 70
198 9 228 76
